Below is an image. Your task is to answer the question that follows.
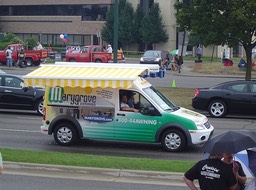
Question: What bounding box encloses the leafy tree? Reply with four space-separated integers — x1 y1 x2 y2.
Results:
0 33 24 49
102 0 134 48
140 3 168 50
133 4 145 51
175 0 256 80
118 0 135 48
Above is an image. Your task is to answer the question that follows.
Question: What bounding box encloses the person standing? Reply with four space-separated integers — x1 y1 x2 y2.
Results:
223 153 247 190
18 48 26 67
196 45 203 61
106 44 112 53
36 42 43 50
183 153 238 190
6 46 13 67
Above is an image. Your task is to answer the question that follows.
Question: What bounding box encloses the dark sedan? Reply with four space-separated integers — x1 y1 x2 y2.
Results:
140 50 170 65
192 80 256 118
0 74 45 115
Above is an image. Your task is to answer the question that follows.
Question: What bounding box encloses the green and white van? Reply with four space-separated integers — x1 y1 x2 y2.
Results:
24 63 214 152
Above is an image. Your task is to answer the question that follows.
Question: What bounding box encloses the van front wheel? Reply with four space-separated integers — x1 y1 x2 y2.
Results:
54 123 77 146
161 129 186 152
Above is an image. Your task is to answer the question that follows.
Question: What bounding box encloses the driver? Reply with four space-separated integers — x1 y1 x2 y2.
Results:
120 95 139 112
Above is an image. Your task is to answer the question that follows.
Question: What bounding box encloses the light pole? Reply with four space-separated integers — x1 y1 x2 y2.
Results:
113 0 118 63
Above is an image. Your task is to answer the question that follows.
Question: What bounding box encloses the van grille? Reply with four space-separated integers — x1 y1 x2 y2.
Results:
204 121 211 129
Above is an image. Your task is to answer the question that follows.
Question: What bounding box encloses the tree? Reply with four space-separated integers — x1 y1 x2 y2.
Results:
133 4 145 51
102 0 134 48
175 0 256 80
140 3 168 50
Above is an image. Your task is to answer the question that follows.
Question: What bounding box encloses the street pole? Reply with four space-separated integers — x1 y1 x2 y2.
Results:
113 0 118 63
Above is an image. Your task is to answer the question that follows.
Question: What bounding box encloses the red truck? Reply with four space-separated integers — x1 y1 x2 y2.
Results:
0 44 48 66
65 45 125 63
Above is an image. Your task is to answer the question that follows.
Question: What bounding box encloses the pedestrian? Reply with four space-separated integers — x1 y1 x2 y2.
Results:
18 48 26 67
5 46 13 67
106 44 112 53
183 153 238 190
222 153 247 190
196 45 202 61
36 42 43 50
0 152 3 174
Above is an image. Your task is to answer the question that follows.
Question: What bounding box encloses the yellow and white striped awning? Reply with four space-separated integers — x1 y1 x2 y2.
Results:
23 64 147 88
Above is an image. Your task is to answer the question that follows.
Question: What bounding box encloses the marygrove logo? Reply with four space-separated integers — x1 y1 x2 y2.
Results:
49 87 64 103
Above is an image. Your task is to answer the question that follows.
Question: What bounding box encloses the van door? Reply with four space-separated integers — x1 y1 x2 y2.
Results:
115 90 161 142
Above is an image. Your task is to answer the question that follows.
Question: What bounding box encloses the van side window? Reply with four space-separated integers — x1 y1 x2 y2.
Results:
119 90 157 116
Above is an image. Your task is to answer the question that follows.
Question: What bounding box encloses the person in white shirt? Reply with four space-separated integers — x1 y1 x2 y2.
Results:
5 47 13 67
120 95 138 112
106 44 112 53
36 42 43 50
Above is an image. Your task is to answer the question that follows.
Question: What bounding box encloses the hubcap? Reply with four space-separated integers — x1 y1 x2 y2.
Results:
211 102 224 116
57 127 72 144
165 132 181 150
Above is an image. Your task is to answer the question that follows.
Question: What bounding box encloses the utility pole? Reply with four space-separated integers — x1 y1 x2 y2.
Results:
113 0 118 63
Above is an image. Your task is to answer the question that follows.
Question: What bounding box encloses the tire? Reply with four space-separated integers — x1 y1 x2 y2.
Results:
36 99 44 116
54 122 77 146
25 58 33 67
208 100 227 118
95 59 102 63
69 58 75 62
161 129 186 152
19 60 27 68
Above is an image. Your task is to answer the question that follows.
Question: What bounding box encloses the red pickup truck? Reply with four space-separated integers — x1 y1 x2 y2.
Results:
65 45 125 63
0 44 48 66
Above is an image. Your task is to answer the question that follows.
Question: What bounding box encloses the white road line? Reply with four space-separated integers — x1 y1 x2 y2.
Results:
0 128 40 133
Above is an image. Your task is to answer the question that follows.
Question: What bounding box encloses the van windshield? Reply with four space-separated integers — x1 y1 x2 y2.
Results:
143 86 179 111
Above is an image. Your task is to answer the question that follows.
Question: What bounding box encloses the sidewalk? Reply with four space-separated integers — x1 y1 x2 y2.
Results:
4 161 187 186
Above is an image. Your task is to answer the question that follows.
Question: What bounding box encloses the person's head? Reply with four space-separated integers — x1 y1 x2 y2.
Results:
8 46 11 49
208 153 223 159
121 95 128 103
108 44 111 47
37 42 40 45
223 153 234 164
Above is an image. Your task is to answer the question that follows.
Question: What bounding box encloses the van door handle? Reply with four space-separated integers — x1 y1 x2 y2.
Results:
117 113 125 116
4 90 12 93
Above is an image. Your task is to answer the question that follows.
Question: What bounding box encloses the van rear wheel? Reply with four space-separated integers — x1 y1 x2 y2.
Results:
54 123 77 146
161 129 186 152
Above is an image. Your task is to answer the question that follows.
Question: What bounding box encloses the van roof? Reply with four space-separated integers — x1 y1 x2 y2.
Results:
23 63 158 88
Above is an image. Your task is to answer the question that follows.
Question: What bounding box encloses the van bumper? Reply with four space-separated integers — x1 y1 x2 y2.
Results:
189 125 214 145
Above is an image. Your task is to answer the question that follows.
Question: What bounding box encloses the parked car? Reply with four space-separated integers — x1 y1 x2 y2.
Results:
192 80 256 118
0 74 45 115
140 50 170 65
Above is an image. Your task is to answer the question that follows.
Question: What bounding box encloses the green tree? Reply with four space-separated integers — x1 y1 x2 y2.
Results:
175 0 256 80
140 3 168 50
133 4 145 51
102 0 134 48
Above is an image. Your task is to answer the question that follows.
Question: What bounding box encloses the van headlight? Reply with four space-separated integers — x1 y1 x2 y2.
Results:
155 58 161 62
140 57 144 61
195 121 205 130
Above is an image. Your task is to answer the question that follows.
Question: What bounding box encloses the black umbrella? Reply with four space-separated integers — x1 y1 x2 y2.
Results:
202 130 256 154
247 148 256 177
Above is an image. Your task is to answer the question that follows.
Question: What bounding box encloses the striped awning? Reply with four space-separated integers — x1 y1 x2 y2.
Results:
23 65 146 88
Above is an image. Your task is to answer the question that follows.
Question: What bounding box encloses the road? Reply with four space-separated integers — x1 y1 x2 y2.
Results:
1 173 188 190
0 109 256 162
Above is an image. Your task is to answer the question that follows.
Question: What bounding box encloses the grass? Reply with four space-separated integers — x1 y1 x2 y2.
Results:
0 148 195 173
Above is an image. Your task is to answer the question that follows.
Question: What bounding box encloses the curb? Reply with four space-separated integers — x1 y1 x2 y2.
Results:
3 161 186 186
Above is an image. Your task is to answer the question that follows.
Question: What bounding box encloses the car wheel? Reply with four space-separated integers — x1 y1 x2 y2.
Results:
36 99 44 116
69 58 75 62
25 58 33 66
95 59 102 63
54 122 77 146
208 100 227 118
161 129 186 152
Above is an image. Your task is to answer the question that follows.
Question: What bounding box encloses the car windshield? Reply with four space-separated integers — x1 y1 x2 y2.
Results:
143 51 160 58
143 86 179 111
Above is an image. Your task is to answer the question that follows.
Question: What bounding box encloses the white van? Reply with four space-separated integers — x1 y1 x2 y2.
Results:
23 63 214 152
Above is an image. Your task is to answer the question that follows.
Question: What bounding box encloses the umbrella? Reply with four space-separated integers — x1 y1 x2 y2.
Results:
247 148 256 177
169 49 178 55
202 130 256 154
